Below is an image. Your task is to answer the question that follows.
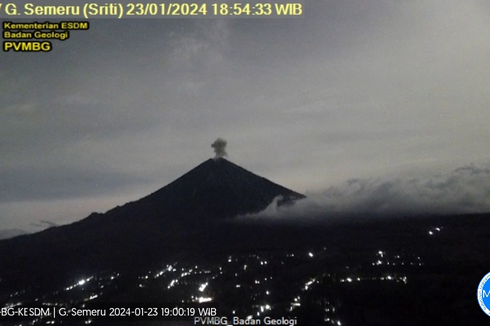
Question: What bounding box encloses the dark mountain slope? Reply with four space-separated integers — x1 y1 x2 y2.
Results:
138 157 305 219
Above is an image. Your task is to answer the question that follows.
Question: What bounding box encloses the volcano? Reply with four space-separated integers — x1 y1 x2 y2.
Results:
0 158 304 293
139 157 305 220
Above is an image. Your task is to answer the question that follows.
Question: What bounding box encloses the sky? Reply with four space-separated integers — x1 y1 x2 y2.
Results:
2 0 490 235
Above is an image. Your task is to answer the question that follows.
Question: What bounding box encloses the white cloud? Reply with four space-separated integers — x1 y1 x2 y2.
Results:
246 163 490 222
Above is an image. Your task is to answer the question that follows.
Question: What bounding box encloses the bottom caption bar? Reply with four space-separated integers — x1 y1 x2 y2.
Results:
0 302 218 321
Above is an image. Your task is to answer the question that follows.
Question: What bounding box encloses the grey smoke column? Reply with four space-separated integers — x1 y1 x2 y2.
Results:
211 138 228 159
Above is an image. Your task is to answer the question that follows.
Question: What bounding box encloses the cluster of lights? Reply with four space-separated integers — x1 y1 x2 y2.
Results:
372 250 423 267
254 303 272 316
339 275 407 284
289 296 301 311
303 278 317 290
428 226 443 235
195 296 212 303
64 277 93 291
199 282 208 292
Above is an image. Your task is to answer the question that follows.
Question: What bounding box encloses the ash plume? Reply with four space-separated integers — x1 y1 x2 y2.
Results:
211 138 227 159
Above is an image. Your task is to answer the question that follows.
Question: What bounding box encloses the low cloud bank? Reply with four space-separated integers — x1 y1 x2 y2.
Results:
244 163 490 223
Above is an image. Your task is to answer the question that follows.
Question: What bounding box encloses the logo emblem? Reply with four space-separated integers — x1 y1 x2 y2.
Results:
477 272 490 316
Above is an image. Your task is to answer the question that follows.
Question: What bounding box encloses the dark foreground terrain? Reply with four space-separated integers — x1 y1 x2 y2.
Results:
1 213 490 326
